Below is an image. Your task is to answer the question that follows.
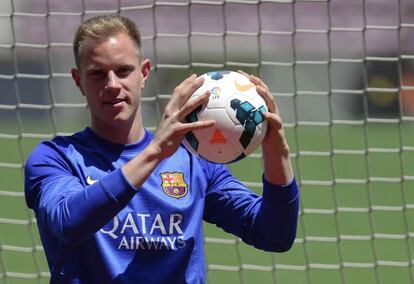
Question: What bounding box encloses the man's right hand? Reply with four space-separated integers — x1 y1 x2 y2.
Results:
149 74 215 159
122 74 214 189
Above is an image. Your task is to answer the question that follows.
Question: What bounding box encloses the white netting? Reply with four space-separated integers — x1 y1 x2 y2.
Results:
0 0 413 283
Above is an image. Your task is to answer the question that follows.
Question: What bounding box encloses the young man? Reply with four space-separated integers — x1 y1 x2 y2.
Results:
24 15 299 283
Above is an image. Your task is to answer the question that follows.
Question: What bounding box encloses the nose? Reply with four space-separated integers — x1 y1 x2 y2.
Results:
105 70 121 91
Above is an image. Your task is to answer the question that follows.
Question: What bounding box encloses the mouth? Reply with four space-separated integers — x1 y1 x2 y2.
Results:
103 98 127 106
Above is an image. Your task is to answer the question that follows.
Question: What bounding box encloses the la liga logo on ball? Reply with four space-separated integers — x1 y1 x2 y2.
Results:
183 70 268 164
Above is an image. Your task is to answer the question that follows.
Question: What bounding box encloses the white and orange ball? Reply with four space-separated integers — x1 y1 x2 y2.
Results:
183 71 268 163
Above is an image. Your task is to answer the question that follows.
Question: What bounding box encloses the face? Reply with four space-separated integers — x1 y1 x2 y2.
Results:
71 32 151 132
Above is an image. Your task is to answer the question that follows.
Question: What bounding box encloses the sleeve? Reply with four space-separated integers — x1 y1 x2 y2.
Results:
202 161 299 252
24 142 137 246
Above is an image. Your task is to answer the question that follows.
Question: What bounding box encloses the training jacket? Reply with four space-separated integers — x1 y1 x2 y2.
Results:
24 127 299 284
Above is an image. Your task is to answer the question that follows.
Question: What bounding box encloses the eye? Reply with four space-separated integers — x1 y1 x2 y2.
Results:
89 70 106 78
116 66 134 78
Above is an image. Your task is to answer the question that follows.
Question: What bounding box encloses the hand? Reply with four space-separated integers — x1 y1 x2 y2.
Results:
238 70 288 152
150 74 215 159
238 70 293 184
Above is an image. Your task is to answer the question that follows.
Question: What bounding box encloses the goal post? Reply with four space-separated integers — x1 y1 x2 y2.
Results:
0 1 413 283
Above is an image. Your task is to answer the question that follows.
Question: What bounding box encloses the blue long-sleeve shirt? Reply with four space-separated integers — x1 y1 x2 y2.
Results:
24 127 299 284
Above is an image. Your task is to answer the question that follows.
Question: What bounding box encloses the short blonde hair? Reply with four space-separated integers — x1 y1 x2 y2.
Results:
73 15 142 69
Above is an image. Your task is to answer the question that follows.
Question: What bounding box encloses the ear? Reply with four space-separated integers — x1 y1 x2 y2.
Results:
71 68 84 95
140 59 151 89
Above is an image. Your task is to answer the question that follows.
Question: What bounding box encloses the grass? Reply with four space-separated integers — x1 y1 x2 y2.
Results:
0 121 413 284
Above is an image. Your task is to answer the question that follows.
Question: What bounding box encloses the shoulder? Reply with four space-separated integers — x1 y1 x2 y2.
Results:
25 129 89 168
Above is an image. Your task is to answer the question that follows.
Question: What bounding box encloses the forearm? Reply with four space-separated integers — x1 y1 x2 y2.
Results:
255 176 299 252
121 142 164 189
262 132 294 185
59 145 164 243
203 163 299 252
43 169 137 245
28 143 165 245
204 178 299 252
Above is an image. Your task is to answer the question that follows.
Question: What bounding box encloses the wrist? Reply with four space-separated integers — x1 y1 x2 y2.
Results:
262 140 293 185
122 142 164 189
145 141 166 162
262 127 290 154
262 139 290 157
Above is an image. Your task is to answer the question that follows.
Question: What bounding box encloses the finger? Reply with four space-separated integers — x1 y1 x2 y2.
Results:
237 70 266 89
256 84 279 115
237 69 250 78
237 70 276 110
179 119 216 134
262 112 283 130
180 74 204 92
180 73 197 85
179 90 211 120
178 74 204 99
170 74 204 108
184 76 205 99
250 75 270 93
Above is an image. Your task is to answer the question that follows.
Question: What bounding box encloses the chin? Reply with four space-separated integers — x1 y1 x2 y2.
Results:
111 113 137 124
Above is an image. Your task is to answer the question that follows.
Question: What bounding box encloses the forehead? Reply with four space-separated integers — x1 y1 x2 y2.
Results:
79 32 140 69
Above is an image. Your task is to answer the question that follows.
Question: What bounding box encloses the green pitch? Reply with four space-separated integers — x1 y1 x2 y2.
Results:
0 122 413 284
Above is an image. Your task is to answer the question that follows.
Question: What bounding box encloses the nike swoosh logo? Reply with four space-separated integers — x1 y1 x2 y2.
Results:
235 80 255 92
86 176 98 185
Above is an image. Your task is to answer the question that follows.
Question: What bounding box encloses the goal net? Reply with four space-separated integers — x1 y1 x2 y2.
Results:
0 0 413 283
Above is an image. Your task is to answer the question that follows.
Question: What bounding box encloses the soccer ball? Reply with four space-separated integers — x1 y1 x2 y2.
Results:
183 70 268 163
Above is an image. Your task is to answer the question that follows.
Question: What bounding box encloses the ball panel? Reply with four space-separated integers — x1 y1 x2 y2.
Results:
243 120 268 157
204 83 234 109
197 143 238 164
205 70 232 81
225 94 268 126
184 132 199 152
196 109 240 163
209 108 236 135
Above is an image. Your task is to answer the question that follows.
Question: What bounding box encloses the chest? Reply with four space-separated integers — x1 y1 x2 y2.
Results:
72 147 207 213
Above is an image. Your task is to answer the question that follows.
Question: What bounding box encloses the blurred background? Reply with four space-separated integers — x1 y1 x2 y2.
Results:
0 0 413 283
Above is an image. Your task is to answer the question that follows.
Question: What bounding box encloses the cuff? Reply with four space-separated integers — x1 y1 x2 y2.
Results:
99 168 137 203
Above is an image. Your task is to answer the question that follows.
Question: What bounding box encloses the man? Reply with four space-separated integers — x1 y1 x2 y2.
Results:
24 15 299 283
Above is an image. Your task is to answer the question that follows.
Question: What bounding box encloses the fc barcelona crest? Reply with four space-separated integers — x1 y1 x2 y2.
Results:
160 172 188 199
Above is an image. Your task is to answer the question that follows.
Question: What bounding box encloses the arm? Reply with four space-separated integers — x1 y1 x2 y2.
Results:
203 71 299 251
24 142 140 245
25 75 213 246
238 70 293 185
122 74 214 187
203 162 299 252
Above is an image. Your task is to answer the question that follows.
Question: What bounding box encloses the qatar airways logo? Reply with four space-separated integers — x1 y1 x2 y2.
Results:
100 212 186 250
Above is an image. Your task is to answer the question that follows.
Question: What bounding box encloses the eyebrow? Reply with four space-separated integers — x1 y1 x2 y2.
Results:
85 63 136 72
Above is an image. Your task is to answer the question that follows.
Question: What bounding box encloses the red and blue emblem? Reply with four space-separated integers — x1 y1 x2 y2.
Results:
160 172 188 199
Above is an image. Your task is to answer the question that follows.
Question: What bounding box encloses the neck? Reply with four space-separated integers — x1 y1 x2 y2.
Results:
91 117 145 145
